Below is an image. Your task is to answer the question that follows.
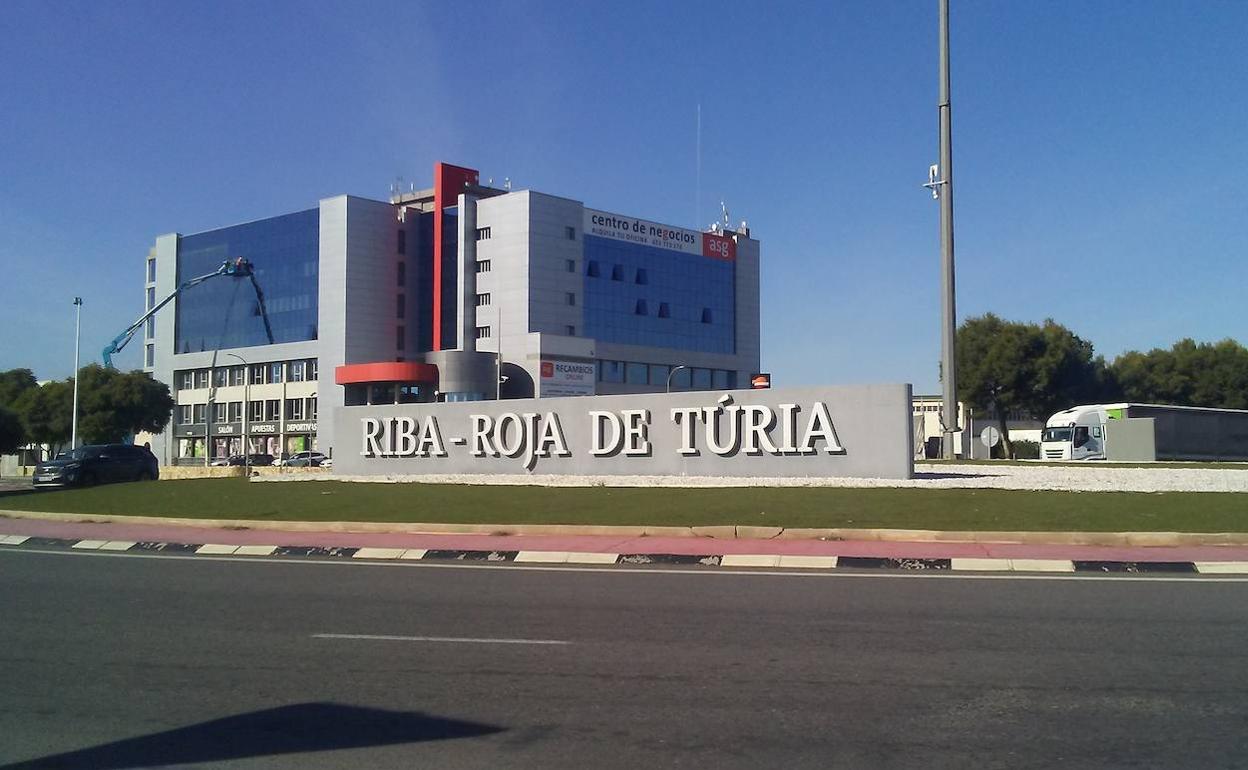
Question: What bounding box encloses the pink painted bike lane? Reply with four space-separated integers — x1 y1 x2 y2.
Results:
4 516 1248 563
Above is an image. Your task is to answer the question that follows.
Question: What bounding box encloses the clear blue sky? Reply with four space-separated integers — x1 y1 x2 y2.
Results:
2 0 1245 392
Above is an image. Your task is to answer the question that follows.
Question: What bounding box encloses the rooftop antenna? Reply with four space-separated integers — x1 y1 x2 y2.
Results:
721 201 730 229
504 177 511 191
696 103 701 228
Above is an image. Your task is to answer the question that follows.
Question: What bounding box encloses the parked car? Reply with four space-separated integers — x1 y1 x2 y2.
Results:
283 451 327 467
33 444 159 488
233 453 275 467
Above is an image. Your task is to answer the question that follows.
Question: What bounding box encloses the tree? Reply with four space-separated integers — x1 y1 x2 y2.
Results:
956 314 1111 458
0 406 23 455
0 368 38 409
19 379 73 458
1111 338 1248 408
75 365 174 444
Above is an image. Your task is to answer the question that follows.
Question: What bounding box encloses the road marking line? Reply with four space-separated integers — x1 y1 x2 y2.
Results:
398 549 428 560
0 535 30 545
234 545 277 556
71 540 107 550
196 544 240 555
721 554 782 567
7 547 1248 583
1009 559 1076 572
777 555 838 569
352 547 406 560
313 633 570 646
1195 562 1248 574
515 551 570 563
951 558 1012 571
565 552 620 564
98 541 136 551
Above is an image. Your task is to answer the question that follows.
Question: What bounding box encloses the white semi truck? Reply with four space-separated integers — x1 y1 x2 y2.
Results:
1040 403 1248 461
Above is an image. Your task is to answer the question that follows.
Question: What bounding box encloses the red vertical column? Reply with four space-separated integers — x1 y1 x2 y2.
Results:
431 162 479 351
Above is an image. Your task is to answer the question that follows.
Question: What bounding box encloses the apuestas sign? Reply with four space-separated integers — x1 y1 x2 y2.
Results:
584 208 736 260
540 359 596 397
333 385 913 480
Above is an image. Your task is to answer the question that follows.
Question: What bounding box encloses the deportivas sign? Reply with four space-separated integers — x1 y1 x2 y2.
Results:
584 208 736 260
332 385 913 479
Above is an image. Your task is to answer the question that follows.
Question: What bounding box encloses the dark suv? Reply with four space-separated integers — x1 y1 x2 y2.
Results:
33 444 160 488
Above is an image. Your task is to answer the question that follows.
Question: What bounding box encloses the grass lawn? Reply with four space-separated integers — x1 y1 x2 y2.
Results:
1 478 1246 532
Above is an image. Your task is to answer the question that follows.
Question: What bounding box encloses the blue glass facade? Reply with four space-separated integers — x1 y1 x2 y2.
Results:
582 235 734 354
175 209 319 352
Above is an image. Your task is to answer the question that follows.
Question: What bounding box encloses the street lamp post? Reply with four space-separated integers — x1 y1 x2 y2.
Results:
666 365 689 394
937 0 959 458
225 353 249 475
70 297 83 452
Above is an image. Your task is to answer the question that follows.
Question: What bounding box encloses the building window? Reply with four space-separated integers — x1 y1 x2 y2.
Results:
635 268 648 285
290 361 306 382
565 226 576 240
475 293 491 306
396 325 405 350
146 258 156 283
566 292 576 306
195 369 209 389
146 287 155 310
475 260 491 273
565 325 576 336
397 229 406 254
658 302 671 318
143 344 153 367
635 300 648 316
701 308 713 324
178 405 192 425
611 264 624 281
307 396 318 419
286 398 304 421
249 400 264 422
586 260 600 278
213 402 228 423
475 326 491 339
230 366 245 386
625 362 648 385
144 318 155 342
228 401 242 422
250 364 267 385
475 227 492 240
565 258 575 273
269 362 284 383
648 364 670 387
265 399 281 421
599 360 624 383
692 368 712 389
308 359 318 380
193 404 206 424
397 261 406 286
213 368 228 388
177 371 194 390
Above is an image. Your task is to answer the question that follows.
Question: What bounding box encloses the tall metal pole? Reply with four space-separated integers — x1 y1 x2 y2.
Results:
938 0 960 458
70 297 83 451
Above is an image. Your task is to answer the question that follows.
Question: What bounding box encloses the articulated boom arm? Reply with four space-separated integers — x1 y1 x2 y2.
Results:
102 257 276 368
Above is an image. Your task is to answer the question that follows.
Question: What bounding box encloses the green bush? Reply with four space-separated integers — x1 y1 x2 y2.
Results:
1013 439 1040 460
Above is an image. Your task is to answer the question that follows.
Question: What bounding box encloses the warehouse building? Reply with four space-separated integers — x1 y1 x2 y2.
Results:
143 162 761 465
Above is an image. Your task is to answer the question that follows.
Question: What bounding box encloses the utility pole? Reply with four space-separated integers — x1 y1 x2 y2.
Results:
70 297 83 451
937 0 959 459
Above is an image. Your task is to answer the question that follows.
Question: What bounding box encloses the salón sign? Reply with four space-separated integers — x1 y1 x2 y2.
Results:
337 385 913 480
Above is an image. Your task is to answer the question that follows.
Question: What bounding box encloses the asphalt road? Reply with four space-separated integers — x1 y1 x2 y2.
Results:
1 550 1246 769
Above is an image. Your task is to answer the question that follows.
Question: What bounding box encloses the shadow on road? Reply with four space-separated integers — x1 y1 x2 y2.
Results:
0 702 505 769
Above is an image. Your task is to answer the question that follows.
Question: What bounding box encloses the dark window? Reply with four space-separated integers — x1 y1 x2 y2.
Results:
475 260 492 273
565 259 575 273
565 226 576 240
397 229 406 254
144 344 154 368
476 227 492 240
396 294 405 319
611 264 624 281
476 293 491 306
565 325 575 336
701 308 713 324
625 362 648 384
396 325 405 350
635 300 647 315
397 261 406 286
599 360 624 383
635 268 648 285
566 292 576 306
658 302 670 318
586 260 600 277
692 368 712 389
146 259 156 283
475 326 491 339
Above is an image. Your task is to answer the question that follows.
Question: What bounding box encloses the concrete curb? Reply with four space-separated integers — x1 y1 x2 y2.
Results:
2 508 1247 547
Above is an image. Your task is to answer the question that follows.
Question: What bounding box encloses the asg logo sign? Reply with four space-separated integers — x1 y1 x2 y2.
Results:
541 361 555 378
702 233 736 260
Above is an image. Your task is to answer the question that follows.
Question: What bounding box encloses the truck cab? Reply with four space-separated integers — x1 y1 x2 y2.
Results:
1040 405 1109 460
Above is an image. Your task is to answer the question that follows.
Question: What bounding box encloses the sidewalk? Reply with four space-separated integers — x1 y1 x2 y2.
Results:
4 514 1248 571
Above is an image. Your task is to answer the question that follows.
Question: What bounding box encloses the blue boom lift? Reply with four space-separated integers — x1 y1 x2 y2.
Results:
102 257 275 368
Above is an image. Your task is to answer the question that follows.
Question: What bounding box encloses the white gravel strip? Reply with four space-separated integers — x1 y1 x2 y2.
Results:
251 463 1248 493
